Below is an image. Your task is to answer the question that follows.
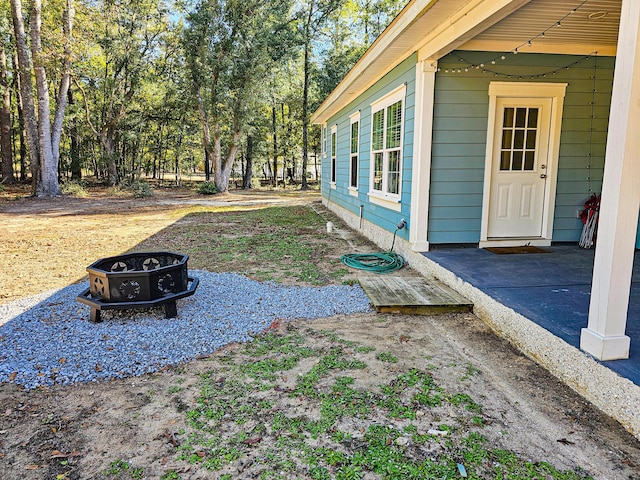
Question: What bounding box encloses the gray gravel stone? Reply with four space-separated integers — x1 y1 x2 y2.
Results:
0 271 373 389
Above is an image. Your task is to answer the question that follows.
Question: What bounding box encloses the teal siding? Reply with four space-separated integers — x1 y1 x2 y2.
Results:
430 52 614 244
321 54 418 240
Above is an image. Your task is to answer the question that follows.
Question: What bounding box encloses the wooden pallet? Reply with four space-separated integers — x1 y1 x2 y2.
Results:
358 276 472 315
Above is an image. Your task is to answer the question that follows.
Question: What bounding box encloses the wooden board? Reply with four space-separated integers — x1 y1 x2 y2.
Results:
358 276 473 315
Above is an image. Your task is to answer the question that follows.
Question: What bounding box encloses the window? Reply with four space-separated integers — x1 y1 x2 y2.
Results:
330 125 337 184
321 124 327 158
349 112 360 189
500 107 539 171
370 86 405 198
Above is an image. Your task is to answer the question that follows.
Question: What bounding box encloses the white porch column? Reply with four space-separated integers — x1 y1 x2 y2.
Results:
410 59 437 252
580 0 640 361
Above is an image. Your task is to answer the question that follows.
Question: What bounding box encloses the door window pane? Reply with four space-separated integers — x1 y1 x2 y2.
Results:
524 151 535 170
501 129 512 149
526 130 537 149
515 108 527 128
503 108 514 127
500 151 511 170
514 130 525 149
527 108 538 128
512 151 523 170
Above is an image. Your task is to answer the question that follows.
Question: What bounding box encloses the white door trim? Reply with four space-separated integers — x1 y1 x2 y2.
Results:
480 82 567 247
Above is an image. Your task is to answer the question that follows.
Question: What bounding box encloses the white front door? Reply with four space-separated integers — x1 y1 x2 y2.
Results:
487 98 552 238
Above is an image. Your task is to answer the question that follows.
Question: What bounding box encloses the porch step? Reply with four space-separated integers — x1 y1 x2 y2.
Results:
358 276 473 315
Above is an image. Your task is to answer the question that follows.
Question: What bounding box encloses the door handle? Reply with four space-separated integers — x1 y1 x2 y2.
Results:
540 174 547 179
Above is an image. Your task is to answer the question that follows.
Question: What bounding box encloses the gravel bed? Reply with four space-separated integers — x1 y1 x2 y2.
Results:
0 271 373 389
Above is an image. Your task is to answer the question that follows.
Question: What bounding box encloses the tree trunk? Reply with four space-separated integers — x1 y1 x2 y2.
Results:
300 36 310 190
11 0 41 195
13 56 27 181
243 135 253 189
0 44 15 184
11 0 73 196
68 88 81 179
31 0 60 196
102 130 119 186
212 123 240 193
195 88 212 182
271 105 277 186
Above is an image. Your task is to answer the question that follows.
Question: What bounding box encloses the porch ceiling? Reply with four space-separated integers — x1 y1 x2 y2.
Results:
311 0 623 125
460 0 621 55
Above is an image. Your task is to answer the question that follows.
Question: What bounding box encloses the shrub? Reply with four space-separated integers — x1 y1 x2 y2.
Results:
120 179 154 198
197 181 218 195
61 180 89 197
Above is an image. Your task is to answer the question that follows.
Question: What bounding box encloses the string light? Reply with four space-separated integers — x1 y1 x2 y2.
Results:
440 0 592 77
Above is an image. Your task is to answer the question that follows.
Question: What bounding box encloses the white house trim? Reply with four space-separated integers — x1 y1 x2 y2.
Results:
480 81 567 247
581 0 640 361
410 59 437 252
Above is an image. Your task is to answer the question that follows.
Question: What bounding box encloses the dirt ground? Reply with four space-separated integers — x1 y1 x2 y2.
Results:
1 185 640 479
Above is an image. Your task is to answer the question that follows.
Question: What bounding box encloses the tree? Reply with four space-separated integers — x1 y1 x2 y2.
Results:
183 0 295 193
295 0 341 190
10 0 74 196
75 0 170 186
0 11 14 184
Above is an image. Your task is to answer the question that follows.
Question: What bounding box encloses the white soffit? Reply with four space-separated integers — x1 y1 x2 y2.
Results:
459 0 621 55
311 0 621 124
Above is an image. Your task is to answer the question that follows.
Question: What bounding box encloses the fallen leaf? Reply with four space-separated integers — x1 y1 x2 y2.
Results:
58 358 66 364
95 364 102 372
51 450 80 459
243 437 262 445
9 372 17 381
25 465 39 470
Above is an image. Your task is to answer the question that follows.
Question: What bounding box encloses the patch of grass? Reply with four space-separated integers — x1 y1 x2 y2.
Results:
136 205 352 285
103 459 144 478
375 351 398 363
461 361 481 381
170 327 594 480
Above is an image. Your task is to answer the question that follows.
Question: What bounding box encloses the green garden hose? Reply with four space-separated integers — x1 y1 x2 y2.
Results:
340 251 405 273
340 221 406 273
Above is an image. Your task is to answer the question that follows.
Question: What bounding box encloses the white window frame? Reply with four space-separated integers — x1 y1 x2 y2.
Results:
330 125 337 188
349 112 360 196
321 123 327 158
369 84 405 207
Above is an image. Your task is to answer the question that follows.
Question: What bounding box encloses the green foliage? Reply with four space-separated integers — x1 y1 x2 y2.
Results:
60 180 89 197
119 180 154 198
103 458 144 477
375 351 398 363
197 181 218 195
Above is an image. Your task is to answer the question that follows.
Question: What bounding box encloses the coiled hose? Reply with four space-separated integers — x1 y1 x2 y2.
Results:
340 225 406 273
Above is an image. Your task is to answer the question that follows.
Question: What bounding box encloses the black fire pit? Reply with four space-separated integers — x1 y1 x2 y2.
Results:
76 251 198 322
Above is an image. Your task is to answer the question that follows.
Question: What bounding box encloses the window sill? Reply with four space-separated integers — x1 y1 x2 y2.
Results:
348 187 358 197
368 192 401 211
